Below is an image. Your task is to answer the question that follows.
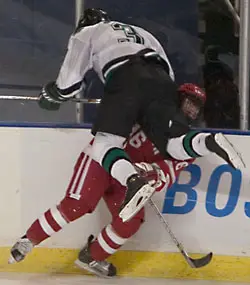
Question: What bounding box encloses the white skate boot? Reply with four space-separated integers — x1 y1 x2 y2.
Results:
9 236 33 264
205 133 245 170
119 174 155 223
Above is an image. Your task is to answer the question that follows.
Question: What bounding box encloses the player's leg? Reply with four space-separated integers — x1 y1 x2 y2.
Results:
91 61 156 223
9 148 110 264
143 93 245 171
75 183 144 277
91 63 143 186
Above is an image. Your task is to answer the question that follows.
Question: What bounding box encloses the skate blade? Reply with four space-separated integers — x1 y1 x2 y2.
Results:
119 184 155 223
215 133 246 170
8 255 16 264
75 259 112 279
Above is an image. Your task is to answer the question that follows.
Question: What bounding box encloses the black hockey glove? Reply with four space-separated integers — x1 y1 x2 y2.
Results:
38 81 67 111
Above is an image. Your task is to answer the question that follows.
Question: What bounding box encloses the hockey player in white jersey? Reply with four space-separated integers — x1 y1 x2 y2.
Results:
38 8 245 223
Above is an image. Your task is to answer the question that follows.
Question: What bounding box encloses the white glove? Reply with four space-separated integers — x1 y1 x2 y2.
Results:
134 162 166 188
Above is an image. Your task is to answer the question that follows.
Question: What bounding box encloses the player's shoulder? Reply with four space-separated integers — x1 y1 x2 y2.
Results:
134 25 161 45
131 24 151 34
71 24 100 41
107 20 152 35
133 24 155 36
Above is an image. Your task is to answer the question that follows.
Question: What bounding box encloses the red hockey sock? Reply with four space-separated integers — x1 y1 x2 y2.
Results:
26 205 68 245
90 224 128 261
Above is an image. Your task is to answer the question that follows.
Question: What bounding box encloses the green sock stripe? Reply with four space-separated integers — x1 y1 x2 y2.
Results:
102 148 130 173
183 131 201 158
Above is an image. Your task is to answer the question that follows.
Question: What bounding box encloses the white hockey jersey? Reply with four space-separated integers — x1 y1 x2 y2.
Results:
56 21 175 97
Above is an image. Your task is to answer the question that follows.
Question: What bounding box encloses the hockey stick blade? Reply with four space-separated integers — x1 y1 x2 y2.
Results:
149 199 213 268
185 252 213 268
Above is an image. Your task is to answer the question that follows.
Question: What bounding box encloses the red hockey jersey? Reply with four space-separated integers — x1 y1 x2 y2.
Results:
125 125 194 191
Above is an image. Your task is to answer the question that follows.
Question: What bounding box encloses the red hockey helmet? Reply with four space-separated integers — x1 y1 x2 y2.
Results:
178 83 206 105
178 83 206 121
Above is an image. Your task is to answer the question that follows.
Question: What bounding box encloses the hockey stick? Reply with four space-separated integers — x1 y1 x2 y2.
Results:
0 95 101 104
148 199 213 268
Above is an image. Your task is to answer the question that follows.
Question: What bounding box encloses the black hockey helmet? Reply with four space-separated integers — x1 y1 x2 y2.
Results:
75 8 110 33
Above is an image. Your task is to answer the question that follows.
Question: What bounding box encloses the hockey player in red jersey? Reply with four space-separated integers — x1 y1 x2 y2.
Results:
10 83 207 277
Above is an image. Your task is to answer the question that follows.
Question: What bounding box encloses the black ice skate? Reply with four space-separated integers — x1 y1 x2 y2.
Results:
119 174 156 223
205 133 245 170
8 236 33 264
75 235 117 278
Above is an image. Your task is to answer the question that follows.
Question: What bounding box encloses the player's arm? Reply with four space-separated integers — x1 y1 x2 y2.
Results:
155 43 175 81
38 28 93 111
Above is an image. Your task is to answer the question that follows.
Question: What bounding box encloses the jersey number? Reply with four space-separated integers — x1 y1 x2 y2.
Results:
111 22 144 44
128 130 147 148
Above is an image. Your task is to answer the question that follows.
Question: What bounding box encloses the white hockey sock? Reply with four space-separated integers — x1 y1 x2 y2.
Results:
91 132 137 186
167 131 211 160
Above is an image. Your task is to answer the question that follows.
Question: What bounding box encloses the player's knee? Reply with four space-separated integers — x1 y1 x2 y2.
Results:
112 208 145 238
58 196 94 222
91 132 125 162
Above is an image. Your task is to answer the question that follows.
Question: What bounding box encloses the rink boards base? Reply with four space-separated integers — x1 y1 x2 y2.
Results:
1 247 249 282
